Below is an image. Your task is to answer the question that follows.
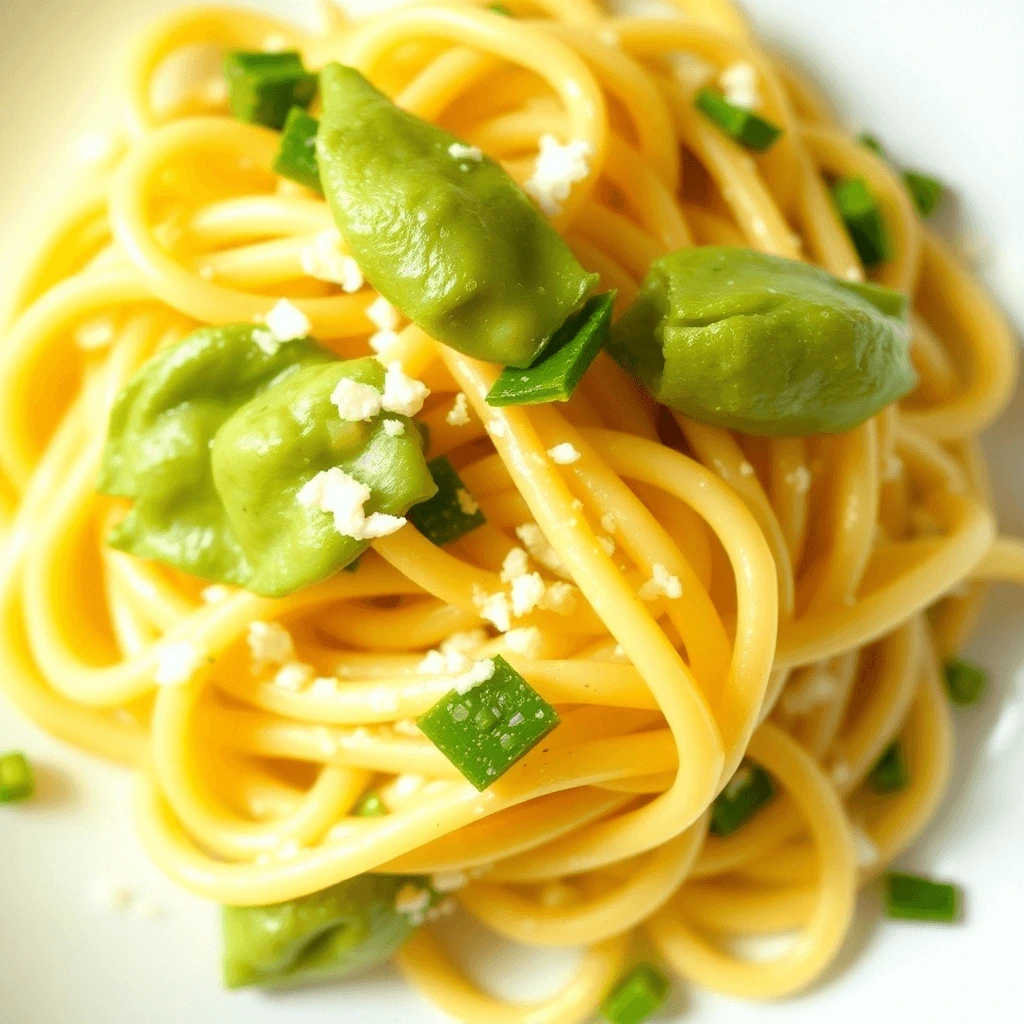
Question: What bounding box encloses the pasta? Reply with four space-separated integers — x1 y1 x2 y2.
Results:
1 0 1020 1019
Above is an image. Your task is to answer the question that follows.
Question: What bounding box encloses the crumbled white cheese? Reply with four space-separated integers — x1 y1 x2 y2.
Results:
571 498 584 511
446 393 471 426
472 586 512 632
524 135 593 217
831 761 853 789
262 32 289 52
330 377 383 421
431 869 468 893
456 489 480 516
597 536 616 557
511 572 546 618
538 581 577 614
392 718 421 736
367 295 400 332
670 52 716 92
395 883 432 918
369 329 401 355
418 648 471 676
440 629 489 656
883 455 904 482
273 661 314 692
720 62 760 110
154 641 203 686
600 513 616 534
383 418 406 437
516 523 569 579
454 658 496 695
613 644 626 659
738 460 756 477
247 621 295 672
368 686 400 713
785 466 812 495
75 318 116 351
547 442 582 465
638 563 683 601
488 417 508 439
782 668 837 715
300 230 363 291
381 362 430 416
263 298 311 344
297 467 406 540
448 142 483 161
310 676 339 698
504 626 542 658
501 547 530 583
201 584 231 604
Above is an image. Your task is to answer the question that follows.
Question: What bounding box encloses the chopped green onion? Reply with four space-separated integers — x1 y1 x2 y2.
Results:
417 655 559 790
601 963 671 1024
943 657 987 706
273 107 323 193
224 51 317 131
831 176 892 268
354 792 387 817
488 2 514 13
694 88 782 153
408 456 486 546
486 292 615 407
902 171 943 217
868 740 908 793
710 760 774 838
857 132 887 159
0 751 34 803
884 871 962 923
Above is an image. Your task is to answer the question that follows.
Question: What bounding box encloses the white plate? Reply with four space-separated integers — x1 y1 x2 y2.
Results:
1 2 1023 1022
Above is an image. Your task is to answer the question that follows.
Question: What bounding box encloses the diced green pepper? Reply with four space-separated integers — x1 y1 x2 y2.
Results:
601 963 671 1024
417 656 559 790
709 760 774 837
694 87 782 152
902 171 943 217
273 107 323 193
942 657 987 706
868 740 909 793
486 291 614 407
0 751 34 803
353 792 387 817
831 176 892 267
224 51 317 131
608 246 914 436
98 325 436 597
408 456 486 546
222 874 431 988
316 63 597 368
884 872 962 923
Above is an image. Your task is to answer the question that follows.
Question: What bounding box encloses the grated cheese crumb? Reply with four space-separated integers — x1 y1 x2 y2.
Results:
524 135 593 217
382 362 430 417
299 230 363 291
297 467 406 540
454 658 496 695
720 62 761 110
75 318 116 351
446 392 472 427
368 686 400 713
383 418 405 437
448 142 483 161
501 547 531 583
431 870 468 893
154 641 203 686
831 761 853 789
547 442 582 465
488 417 508 439
310 676 339 698
511 572 546 618
273 661 314 692
395 883 432 917
456 488 479 516
738 461 755 477
600 513 616 534
473 586 512 633
516 523 570 579
883 455 904 482
367 295 400 332
263 299 311 345
597 536 615 557
785 466 812 495
330 377 383 421
369 329 401 355
247 621 295 672
504 626 542 658
441 630 489 655
638 564 683 601
782 668 837 715
418 648 472 676
539 581 578 615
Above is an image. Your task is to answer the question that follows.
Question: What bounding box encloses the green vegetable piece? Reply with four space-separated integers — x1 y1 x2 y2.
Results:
489 3 514 13
354 792 387 817
694 87 782 152
902 171 943 218
224 51 317 131
273 107 323 193
884 872 962 923
98 325 435 597
486 291 615 407
0 751 34 803
831 176 892 267
608 246 915 436
942 657 987 706
417 656 559 790
857 132 887 159
222 874 432 988
408 456 486 546
710 760 774 838
601 963 671 1024
868 740 909 793
316 63 597 368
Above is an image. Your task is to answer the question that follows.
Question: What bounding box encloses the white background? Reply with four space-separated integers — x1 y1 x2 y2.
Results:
0 2 1022 1022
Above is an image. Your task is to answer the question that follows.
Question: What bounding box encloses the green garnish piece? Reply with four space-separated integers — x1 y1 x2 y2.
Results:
831 176 892 267
222 873 433 988
408 456 485 546
224 51 317 131
694 87 782 152
709 760 774 837
884 872 962 923
857 132 887 159
601 963 671 1024
486 292 615 407
942 657 987 706
902 171 943 217
416 656 559 790
353 792 387 817
0 751 34 803
488 2 514 13
273 107 323 193
868 740 908 793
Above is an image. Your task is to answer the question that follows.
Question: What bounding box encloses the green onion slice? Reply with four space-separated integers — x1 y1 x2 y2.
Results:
487 292 615 407
416 656 559 790
868 740 909 793
0 751 34 803
408 456 486 546
273 107 323 194
710 760 774 837
831 176 892 268
224 51 317 131
943 656 987 706
694 88 783 153
884 871 962 923
601 963 671 1024
902 171 943 217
